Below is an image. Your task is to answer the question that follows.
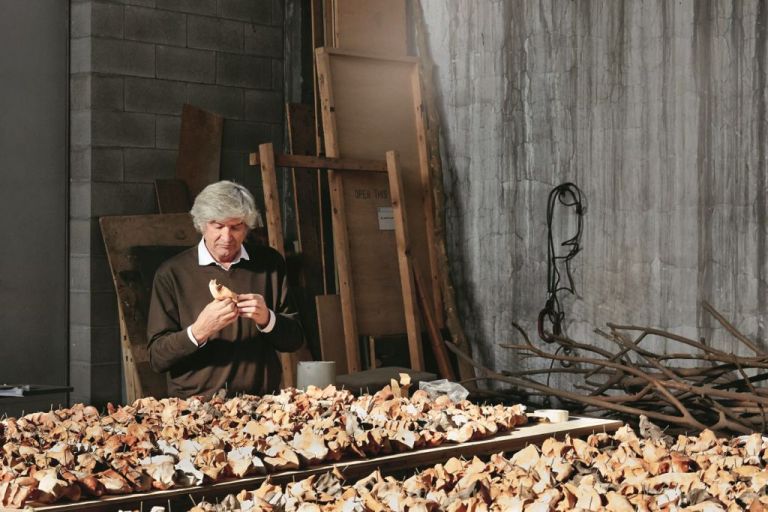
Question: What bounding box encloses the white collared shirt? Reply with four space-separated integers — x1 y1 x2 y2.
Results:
187 239 276 347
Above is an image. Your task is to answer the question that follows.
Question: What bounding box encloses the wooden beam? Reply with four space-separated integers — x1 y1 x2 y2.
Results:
249 152 387 173
315 294 347 374
258 143 297 389
385 150 424 371
316 48 361 373
175 104 222 199
413 264 456 381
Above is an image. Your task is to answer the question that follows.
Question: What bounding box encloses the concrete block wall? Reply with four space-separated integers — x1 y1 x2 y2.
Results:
70 0 285 406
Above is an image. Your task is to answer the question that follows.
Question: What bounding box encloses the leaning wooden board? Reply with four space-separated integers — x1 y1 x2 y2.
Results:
2 417 621 512
316 48 443 371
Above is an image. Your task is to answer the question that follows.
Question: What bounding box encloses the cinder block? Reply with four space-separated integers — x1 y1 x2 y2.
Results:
70 291 92 327
157 0 216 15
91 290 120 328
69 325 91 364
111 0 156 6
271 0 283 26
91 111 155 148
221 119 272 151
244 24 282 58
70 110 91 150
156 115 181 149
125 77 186 114
91 181 156 216
216 53 271 89
220 150 245 181
188 15 243 52
70 75 90 111
90 362 122 406
70 218 93 255
92 1 125 38
157 45 216 83
218 0 272 24
70 2 91 38
125 6 186 46
90 326 122 365
92 148 125 181
70 147 92 181
244 89 282 123
69 361 91 402
271 58 283 90
70 181 92 220
70 254 91 292
91 255 117 293
92 38 155 77
70 38 91 74
124 148 177 182
91 76 125 110
187 83 243 119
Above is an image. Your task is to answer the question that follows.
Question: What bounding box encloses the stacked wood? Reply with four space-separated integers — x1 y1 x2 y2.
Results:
0 381 526 508
447 302 768 436
159 425 768 511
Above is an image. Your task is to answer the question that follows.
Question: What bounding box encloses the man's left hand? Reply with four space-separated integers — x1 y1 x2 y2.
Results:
236 293 270 328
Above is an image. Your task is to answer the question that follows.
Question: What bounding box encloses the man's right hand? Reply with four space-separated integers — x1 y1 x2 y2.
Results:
190 298 238 343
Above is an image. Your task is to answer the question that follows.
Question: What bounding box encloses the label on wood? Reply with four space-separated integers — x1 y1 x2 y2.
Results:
377 207 394 230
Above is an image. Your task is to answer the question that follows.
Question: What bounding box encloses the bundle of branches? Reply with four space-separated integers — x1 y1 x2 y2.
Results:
446 301 768 436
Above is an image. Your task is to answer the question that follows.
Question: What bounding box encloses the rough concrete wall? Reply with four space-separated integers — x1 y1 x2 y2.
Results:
420 0 768 389
69 0 286 405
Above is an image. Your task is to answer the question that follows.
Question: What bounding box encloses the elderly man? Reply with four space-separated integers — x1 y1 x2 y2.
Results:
147 180 303 398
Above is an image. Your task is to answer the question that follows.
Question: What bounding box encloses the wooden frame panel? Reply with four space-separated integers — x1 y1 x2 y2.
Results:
327 0 408 56
100 214 199 401
315 48 444 371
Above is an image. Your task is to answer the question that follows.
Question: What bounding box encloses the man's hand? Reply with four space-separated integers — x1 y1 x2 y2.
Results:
236 293 270 328
190 298 238 343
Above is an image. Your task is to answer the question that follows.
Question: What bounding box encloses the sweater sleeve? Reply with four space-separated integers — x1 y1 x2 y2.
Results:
147 269 198 373
262 267 304 353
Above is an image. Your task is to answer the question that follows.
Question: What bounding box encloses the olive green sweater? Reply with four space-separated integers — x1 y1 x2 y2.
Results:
147 244 303 398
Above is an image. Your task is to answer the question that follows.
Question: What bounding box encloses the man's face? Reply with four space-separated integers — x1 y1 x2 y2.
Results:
203 218 248 263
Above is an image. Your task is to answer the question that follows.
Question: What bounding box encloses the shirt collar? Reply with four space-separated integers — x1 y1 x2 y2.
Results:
197 238 249 270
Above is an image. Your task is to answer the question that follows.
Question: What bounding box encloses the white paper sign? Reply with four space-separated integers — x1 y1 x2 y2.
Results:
377 207 395 230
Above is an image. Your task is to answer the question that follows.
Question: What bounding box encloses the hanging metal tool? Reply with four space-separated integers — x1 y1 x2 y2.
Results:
537 182 585 344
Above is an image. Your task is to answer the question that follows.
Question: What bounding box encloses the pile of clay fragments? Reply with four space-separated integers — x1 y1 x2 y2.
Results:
0 380 526 508
182 425 768 511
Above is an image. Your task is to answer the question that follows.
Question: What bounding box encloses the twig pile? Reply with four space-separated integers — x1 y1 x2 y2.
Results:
447 301 768 435
161 426 768 511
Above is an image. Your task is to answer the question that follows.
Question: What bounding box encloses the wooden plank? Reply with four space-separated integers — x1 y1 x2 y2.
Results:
154 179 191 214
258 143 301 390
311 0 327 155
315 48 442 341
287 103 325 360
411 69 444 326
99 214 199 401
5 417 622 512
330 0 408 56
315 48 361 373
315 294 347 375
385 150 424 371
259 144 285 255
249 152 387 172
413 264 456 381
176 104 223 199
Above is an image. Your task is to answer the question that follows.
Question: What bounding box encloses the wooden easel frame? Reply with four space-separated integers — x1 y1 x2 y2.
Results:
315 48 444 337
249 147 425 374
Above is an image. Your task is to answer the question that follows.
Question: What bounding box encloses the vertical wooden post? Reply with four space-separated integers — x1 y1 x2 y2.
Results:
385 150 424 371
316 48 361 373
259 142 296 388
411 71 444 328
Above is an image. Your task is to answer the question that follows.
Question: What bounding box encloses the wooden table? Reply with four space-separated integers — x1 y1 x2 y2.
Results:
4 416 622 512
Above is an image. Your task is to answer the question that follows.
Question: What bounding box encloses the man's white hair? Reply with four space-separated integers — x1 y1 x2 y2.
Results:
189 180 262 233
